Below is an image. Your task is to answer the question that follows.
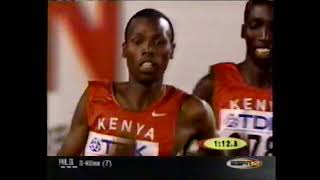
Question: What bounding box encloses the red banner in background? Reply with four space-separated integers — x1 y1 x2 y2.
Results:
48 2 120 90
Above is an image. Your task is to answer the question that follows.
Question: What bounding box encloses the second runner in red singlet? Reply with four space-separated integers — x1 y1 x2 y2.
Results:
193 0 274 156
211 63 272 156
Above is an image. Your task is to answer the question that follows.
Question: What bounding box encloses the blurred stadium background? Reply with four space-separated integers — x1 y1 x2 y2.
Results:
47 1 247 155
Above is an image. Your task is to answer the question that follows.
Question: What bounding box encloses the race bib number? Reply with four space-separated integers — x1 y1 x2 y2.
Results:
219 109 273 156
84 131 159 156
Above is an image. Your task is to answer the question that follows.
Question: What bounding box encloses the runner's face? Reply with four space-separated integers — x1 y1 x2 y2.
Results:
242 4 273 62
122 17 175 84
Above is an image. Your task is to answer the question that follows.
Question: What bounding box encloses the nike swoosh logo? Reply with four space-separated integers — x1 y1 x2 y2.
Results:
152 111 167 117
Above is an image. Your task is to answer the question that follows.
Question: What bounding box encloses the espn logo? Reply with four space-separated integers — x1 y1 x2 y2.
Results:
226 158 262 169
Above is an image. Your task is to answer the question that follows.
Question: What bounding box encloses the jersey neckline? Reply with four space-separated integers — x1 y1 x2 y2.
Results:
109 81 169 114
229 62 272 92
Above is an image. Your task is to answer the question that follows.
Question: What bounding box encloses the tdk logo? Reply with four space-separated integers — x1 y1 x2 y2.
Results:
226 113 272 131
101 139 147 156
85 132 160 156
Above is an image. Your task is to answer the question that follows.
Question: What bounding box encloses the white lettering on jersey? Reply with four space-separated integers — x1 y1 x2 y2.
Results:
230 99 240 109
84 131 159 156
137 123 145 136
256 99 267 111
121 120 132 132
144 128 154 141
95 117 154 141
243 98 253 110
109 117 118 130
98 117 106 130
229 98 272 111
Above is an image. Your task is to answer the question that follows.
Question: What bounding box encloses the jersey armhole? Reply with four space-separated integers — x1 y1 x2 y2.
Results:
86 83 96 128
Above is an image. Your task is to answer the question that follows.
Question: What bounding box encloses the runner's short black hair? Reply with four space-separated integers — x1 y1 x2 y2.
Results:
124 8 174 43
244 0 274 22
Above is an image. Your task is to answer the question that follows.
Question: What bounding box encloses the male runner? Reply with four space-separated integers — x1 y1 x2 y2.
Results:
193 0 273 156
58 8 218 156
